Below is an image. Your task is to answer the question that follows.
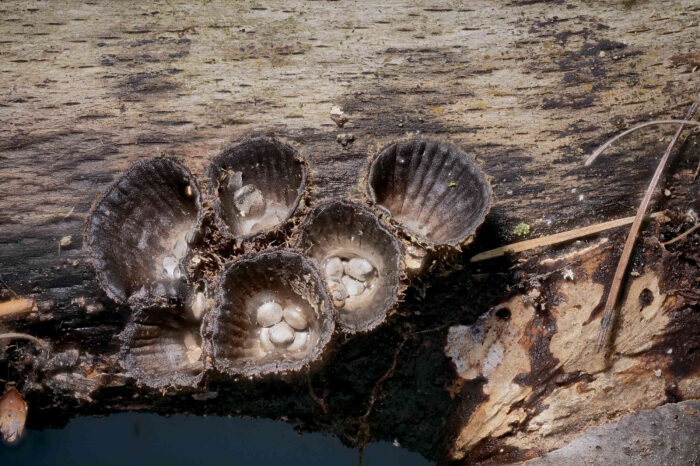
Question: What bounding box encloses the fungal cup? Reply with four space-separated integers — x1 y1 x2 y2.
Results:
208 137 307 239
119 304 204 389
85 157 203 303
295 200 404 333
204 249 334 376
366 139 492 248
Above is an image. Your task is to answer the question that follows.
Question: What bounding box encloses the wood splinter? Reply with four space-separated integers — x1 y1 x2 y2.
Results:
0 299 35 318
469 212 664 263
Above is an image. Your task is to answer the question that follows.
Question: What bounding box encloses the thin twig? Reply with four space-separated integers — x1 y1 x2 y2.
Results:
595 94 700 353
585 120 700 166
470 212 663 262
662 223 700 246
0 277 18 298
307 373 328 414
356 322 453 459
362 339 407 420
0 332 49 350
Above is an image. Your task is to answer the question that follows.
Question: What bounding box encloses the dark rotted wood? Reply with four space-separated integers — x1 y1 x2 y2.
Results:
0 1 699 464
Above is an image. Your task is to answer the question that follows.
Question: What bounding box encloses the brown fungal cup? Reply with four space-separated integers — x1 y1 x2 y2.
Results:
295 199 404 333
366 139 492 248
85 157 203 303
207 137 307 240
203 249 334 377
119 304 204 389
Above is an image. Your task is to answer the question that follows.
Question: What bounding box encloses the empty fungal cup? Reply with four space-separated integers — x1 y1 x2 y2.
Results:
207 138 307 239
295 200 404 333
119 305 204 389
366 139 492 248
85 157 203 303
204 249 334 377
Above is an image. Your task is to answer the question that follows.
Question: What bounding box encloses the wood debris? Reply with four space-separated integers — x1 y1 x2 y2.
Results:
0 386 27 444
470 212 663 262
0 299 35 318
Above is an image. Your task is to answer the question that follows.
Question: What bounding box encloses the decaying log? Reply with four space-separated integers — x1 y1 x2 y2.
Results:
0 0 698 464
445 230 700 463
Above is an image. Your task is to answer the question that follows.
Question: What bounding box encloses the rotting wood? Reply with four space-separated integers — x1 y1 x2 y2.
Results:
446 240 700 463
0 1 698 464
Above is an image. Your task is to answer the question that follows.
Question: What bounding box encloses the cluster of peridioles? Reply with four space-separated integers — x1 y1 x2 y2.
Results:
324 256 377 307
256 300 309 353
85 136 492 388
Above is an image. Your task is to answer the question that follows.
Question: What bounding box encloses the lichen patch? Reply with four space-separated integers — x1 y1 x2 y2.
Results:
445 295 535 451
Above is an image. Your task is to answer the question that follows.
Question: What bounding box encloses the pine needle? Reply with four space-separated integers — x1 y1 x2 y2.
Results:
470 212 664 262
585 120 700 166
594 95 700 353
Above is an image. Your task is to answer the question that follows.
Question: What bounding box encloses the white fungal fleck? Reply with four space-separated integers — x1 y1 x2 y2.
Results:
259 327 275 352
324 257 344 280
183 333 202 364
162 256 180 279
330 106 348 128
186 346 202 364
327 279 348 298
137 231 149 250
686 209 698 223
481 342 504 378
405 245 427 271
191 292 206 320
344 257 374 281
287 330 309 352
225 170 243 192
283 306 308 330
173 234 188 258
234 184 265 218
269 321 295 346
341 275 365 297
330 289 346 308
250 213 282 233
256 302 283 327
183 333 197 349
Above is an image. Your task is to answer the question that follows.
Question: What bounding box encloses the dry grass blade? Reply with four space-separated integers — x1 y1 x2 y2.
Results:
585 120 700 166
594 94 700 353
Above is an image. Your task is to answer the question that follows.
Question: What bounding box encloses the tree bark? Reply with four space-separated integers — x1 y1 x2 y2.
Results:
0 1 698 464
